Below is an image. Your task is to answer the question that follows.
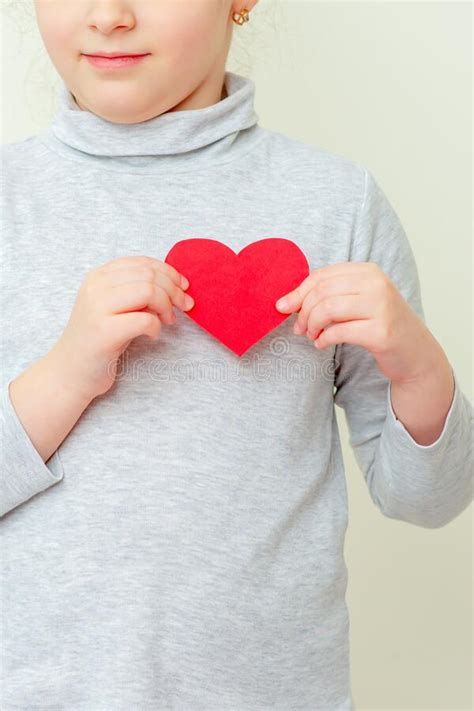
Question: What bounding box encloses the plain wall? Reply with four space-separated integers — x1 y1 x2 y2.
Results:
1 1 472 708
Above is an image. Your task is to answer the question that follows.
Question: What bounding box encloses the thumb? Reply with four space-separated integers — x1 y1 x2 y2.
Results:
275 273 316 313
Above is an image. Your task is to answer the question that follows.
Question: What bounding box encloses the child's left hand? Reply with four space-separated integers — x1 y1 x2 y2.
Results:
275 261 442 385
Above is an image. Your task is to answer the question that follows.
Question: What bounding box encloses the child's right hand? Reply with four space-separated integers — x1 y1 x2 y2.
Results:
49 256 194 401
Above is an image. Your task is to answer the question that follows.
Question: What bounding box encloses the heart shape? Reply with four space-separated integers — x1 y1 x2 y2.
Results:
165 238 310 357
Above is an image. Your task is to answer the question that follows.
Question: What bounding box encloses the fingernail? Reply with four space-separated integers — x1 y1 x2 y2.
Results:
276 297 289 311
181 276 189 290
184 294 194 309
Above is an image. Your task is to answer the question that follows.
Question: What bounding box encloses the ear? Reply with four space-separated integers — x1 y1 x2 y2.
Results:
233 0 260 13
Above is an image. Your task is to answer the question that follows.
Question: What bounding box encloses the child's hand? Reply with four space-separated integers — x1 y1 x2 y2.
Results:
275 261 441 385
50 255 194 401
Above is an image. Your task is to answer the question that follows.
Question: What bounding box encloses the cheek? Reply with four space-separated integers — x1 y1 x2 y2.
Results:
35 4 82 64
146 1 227 64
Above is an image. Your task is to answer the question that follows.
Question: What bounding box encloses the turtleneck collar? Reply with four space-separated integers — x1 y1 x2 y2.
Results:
38 70 266 174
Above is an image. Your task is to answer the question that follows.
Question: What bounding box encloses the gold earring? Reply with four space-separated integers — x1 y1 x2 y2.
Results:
232 8 250 25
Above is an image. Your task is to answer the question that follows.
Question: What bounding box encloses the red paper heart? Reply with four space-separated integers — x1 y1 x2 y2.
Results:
165 238 310 357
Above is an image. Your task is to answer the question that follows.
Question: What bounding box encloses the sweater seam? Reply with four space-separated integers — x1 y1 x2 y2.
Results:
354 164 369 245
334 164 369 366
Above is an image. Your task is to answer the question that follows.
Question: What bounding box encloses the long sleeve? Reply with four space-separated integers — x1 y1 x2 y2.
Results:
334 166 473 529
0 378 65 517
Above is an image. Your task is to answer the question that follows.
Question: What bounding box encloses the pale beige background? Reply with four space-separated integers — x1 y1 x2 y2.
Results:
1 1 472 709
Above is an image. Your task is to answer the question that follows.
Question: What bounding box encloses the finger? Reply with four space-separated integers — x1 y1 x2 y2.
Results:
96 256 189 290
98 265 161 288
275 273 318 313
137 305 176 326
104 282 180 323
275 261 373 313
294 273 367 333
305 294 372 340
313 319 374 350
156 260 190 290
110 311 163 345
97 266 193 312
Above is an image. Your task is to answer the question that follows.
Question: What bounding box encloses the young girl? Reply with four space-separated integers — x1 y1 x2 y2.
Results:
1 2 472 709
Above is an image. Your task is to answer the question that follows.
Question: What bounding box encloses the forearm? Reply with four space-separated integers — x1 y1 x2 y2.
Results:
7 344 95 464
390 344 455 446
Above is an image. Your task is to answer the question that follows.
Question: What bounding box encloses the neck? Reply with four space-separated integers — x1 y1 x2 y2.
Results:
37 70 266 175
71 69 230 122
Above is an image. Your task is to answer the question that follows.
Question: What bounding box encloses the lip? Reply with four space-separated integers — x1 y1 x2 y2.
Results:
82 54 149 69
83 51 149 57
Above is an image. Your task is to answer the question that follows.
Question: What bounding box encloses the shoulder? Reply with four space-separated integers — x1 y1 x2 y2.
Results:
1 135 50 177
0 135 56 209
1 135 37 161
259 127 367 186
255 126 368 209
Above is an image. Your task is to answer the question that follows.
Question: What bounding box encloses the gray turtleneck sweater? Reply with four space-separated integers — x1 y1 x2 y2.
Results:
1 71 472 711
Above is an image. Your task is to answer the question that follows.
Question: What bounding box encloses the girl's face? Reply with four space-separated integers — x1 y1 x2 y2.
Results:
34 0 256 124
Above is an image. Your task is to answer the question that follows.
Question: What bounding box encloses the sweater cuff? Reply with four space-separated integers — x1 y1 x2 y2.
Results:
384 366 461 458
0 379 64 516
